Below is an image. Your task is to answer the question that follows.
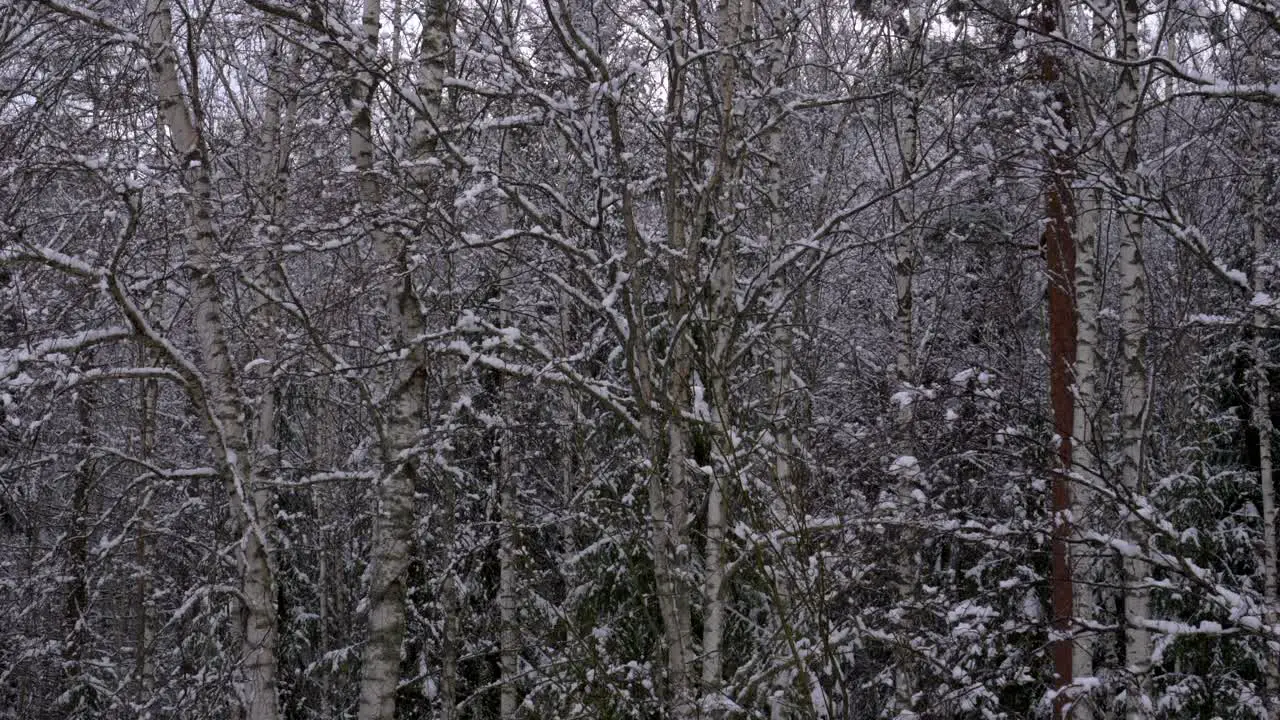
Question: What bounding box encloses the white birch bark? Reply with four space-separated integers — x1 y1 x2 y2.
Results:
1068 7 1109 717
248 39 296 680
890 0 924 430
349 0 444 715
767 175 797 720
1252 192 1279 712
891 3 925 714
655 0 695 713
753 9 813 716
1070 177 1102 720
598 56 692 715
642 370 691 717
1117 197 1151 720
1114 0 1151 709
1246 46 1279 703
661 383 695 720
585 48 682 714
586 0 704 710
145 3 280 718
135 348 156 703
698 0 752 713
499 456 519 719
702 298 733 713
495 203 519 720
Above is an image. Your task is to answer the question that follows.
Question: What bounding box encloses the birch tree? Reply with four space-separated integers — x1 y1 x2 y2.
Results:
1112 0 1153 707
1066 3 1111 715
145 2 282 716
343 0 451 714
1244 15 1279 708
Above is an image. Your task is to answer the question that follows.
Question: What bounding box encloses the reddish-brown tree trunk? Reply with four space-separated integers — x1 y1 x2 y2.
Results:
1038 0 1078 716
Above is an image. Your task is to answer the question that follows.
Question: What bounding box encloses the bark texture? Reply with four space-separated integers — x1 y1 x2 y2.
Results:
146 2 281 717
1115 0 1152 709
1037 0 1079 713
1068 7 1111 718
351 0 447 715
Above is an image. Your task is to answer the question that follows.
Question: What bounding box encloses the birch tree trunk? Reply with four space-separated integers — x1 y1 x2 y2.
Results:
499 453 519 719
1251 184 1278 714
247 40 296 706
660 344 695 720
652 0 695 713
592 19 691 709
1070 167 1102 720
891 4 925 714
765 130 799 720
134 349 157 705
1246 42 1279 703
145 3 281 717
699 0 753 714
495 224 520 720
247 35 297 720
1114 0 1152 709
755 9 813 716
349 0 447 715
1068 7 1110 718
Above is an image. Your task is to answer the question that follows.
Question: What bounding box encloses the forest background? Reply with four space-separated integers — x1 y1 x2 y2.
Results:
1 0 1279 718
